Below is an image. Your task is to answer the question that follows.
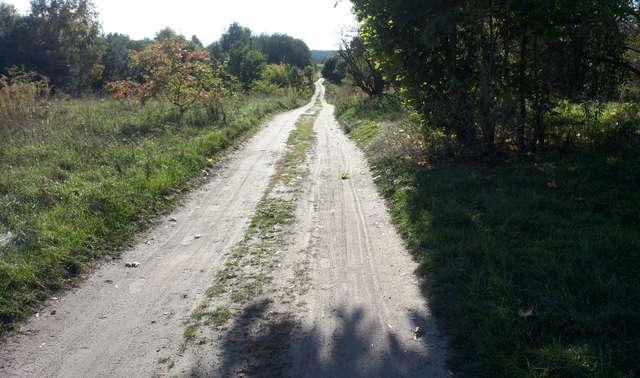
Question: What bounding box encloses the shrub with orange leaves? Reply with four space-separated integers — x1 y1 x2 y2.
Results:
108 37 227 124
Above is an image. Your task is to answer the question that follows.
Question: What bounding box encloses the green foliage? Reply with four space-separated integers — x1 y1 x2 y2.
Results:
108 37 227 124
213 23 266 92
101 33 150 84
259 64 308 89
228 46 266 92
321 56 346 84
0 92 306 332
331 84 640 377
2 11 314 97
6 0 106 94
219 22 252 52
190 35 204 49
261 64 290 87
211 23 313 92
254 33 312 69
310 50 337 64
0 3 18 72
338 36 385 96
351 0 634 151
303 66 316 86
154 27 178 42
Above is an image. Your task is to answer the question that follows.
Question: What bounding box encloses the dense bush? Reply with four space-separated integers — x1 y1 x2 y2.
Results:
351 0 636 152
107 37 226 123
321 56 346 84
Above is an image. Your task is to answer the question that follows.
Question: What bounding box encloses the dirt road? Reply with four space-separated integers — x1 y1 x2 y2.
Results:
287 88 449 377
0 81 448 377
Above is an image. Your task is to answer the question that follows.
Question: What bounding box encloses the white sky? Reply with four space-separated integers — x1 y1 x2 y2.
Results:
5 0 357 50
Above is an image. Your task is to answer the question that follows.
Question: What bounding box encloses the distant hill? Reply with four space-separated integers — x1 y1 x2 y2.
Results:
311 50 337 64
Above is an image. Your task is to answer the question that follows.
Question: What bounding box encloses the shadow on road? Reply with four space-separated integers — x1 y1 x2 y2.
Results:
187 299 444 378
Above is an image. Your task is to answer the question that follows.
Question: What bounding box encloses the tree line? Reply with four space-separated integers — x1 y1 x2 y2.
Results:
0 0 315 95
344 0 640 152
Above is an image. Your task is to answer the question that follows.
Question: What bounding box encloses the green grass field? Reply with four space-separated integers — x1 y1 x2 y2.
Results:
0 92 308 331
327 82 640 377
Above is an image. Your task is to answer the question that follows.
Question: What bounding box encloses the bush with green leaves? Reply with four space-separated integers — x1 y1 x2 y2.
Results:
321 56 346 84
351 0 635 152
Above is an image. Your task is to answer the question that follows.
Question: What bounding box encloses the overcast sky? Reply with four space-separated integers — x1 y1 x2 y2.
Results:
5 0 358 50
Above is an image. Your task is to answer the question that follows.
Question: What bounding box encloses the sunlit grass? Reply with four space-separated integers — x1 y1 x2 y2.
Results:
0 93 306 331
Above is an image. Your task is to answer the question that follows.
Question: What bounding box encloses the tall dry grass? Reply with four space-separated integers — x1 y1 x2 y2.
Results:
0 69 50 132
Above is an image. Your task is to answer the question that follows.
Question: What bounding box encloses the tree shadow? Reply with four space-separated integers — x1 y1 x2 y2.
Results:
376 149 640 375
187 299 447 377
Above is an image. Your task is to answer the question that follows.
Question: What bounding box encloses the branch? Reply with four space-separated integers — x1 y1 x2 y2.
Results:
588 54 640 78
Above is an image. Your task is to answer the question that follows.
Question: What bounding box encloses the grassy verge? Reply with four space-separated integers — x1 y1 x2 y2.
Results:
328 83 640 377
0 93 308 332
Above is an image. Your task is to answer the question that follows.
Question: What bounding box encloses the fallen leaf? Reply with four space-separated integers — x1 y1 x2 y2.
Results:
518 306 534 318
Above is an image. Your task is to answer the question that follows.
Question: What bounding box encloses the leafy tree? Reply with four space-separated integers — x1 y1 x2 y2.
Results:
338 36 384 96
207 41 225 62
219 23 252 52
321 56 346 83
0 3 18 72
287 65 305 87
303 66 316 87
254 33 312 69
9 0 106 93
227 46 266 92
208 23 314 91
260 63 308 90
190 35 204 49
109 37 226 123
154 27 178 42
213 23 266 91
262 64 289 87
351 0 632 151
101 33 134 83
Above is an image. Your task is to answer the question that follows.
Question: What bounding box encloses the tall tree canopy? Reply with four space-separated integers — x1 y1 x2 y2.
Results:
8 0 106 93
0 7 313 95
0 3 18 71
254 33 312 69
351 0 635 151
208 23 313 91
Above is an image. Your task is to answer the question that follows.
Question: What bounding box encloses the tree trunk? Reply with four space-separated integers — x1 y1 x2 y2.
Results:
448 25 477 149
534 102 545 147
480 11 496 152
178 107 187 127
480 59 495 151
517 33 528 150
